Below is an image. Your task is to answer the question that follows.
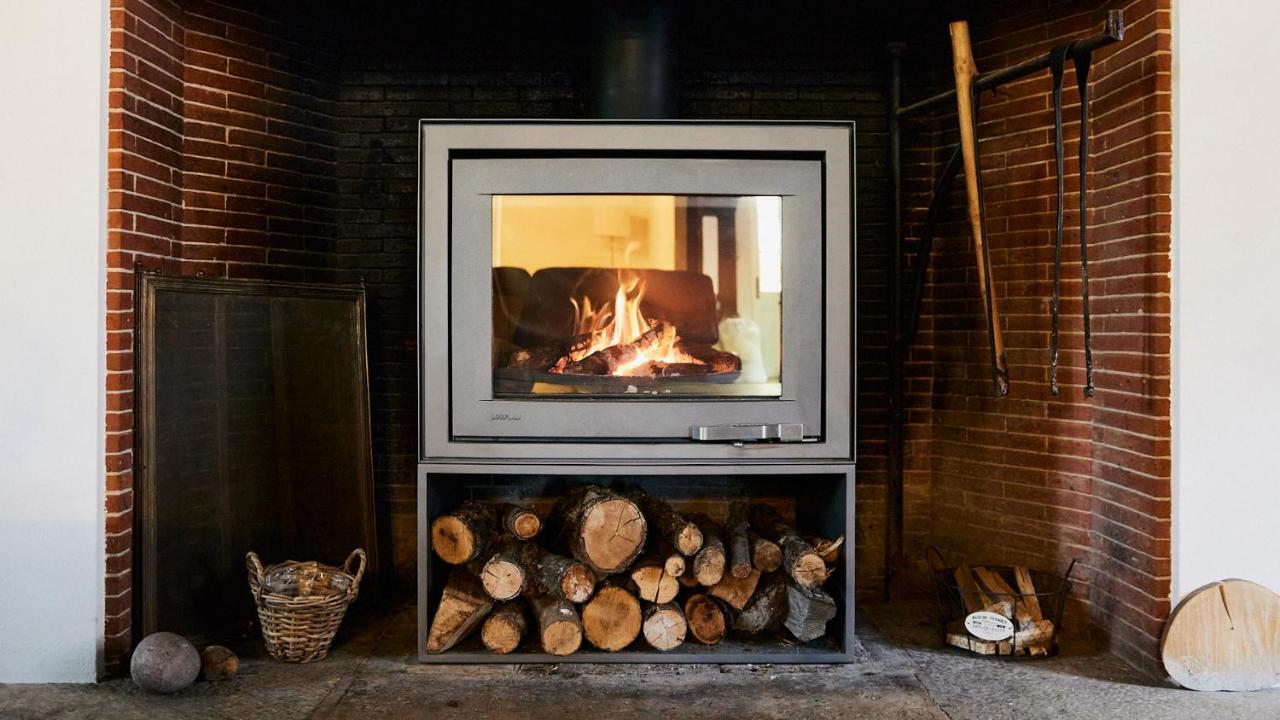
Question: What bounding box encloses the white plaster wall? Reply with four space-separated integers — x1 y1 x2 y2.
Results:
1172 2 1280 603
0 0 108 682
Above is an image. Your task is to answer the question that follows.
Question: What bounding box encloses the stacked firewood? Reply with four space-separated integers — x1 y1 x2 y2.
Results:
947 564 1055 656
425 486 843 655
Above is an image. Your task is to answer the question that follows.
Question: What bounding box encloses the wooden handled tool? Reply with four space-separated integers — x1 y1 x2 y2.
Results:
950 21 1009 397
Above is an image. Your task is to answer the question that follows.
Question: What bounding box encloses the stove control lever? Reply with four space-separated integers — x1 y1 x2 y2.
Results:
690 423 805 443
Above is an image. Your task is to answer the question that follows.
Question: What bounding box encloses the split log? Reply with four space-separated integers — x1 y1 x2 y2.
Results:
641 602 687 651
564 324 674 375
734 572 788 634
954 564 993 614
1013 566 1044 621
517 543 596 604
749 532 783 573
684 593 729 645
430 502 496 565
475 541 527 601
528 595 583 656
726 501 753 579
480 601 527 655
972 566 1033 628
553 485 647 576
709 568 761 612
946 621 1012 656
631 492 703 556
784 581 836 642
425 569 493 654
748 504 827 589
581 579 642 652
499 503 542 540
630 556 681 604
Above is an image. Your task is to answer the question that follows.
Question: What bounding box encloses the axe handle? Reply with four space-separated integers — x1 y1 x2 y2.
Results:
950 21 1009 389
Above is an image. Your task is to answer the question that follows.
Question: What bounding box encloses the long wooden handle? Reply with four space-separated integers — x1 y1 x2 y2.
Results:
950 21 1009 391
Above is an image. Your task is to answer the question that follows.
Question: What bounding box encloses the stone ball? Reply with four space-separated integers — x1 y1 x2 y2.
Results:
130 632 200 694
200 645 239 681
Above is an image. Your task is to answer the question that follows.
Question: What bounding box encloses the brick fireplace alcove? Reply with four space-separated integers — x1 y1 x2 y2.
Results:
104 0 1171 674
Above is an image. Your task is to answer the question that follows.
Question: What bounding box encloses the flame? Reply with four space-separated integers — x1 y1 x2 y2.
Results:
565 272 700 376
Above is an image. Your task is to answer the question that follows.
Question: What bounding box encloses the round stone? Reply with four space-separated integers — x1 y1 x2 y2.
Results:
130 632 200 694
200 645 239 682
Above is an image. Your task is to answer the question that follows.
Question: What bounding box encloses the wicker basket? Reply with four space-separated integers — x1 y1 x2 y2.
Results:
246 548 366 663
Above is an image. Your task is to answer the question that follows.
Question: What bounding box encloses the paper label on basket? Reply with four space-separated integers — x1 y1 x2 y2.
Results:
964 611 1014 641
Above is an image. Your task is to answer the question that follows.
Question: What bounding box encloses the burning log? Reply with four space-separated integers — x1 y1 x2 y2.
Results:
784 581 837 642
680 344 742 374
684 593 729 645
481 601 527 655
630 555 681 604
641 602 687 651
688 513 727 587
499 504 542 540
631 492 703 556
581 579 642 652
563 324 675 376
726 501 753 579
733 572 788 634
709 569 762 612
748 504 828 589
553 485 647 576
749 532 783 573
425 569 493 654
507 333 596 372
431 502 496 565
528 595 583 656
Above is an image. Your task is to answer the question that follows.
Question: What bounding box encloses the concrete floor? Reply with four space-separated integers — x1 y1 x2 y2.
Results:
2 602 1277 720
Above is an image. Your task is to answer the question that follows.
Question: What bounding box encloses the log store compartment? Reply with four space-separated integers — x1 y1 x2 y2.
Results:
418 464 855 662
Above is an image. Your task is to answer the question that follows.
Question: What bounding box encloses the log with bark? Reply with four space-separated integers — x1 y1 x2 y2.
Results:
641 602 687 651
748 504 828 589
425 569 494 654
709 568 762 612
581 579 642 652
499 503 542 540
733 572 788 634
517 543 596 604
430 502 496 565
481 601 527 655
474 540 527 601
784 581 836 643
726 501 753 579
631 492 703 556
629 555 681 604
687 513 727 587
684 593 729 645
528 594 583 656
553 485 647 576
749 532 783 573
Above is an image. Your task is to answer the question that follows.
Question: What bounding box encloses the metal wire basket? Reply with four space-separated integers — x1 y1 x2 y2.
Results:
926 546 1075 658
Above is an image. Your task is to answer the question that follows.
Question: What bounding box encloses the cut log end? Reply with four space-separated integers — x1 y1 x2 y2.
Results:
663 554 687 578
750 535 783 572
693 546 727 587
530 596 583 657
791 553 829 588
561 564 597 604
676 524 704 556
430 516 477 566
684 593 727 645
508 512 541 540
480 557 525 601
631 563 681 605
480 602 527 655
642 603 687 651
581 585 642 652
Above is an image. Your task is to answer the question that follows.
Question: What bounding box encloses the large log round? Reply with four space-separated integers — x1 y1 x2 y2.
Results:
581 581 642 652
555 485 647 575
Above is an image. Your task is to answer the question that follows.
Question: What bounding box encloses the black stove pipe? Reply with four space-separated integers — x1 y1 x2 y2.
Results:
590 1 677 119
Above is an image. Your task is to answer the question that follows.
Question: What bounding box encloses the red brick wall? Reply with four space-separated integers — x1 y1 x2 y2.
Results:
899 0 1171 673
105 0 338 667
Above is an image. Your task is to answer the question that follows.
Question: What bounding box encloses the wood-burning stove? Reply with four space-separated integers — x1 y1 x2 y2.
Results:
418 121 856 662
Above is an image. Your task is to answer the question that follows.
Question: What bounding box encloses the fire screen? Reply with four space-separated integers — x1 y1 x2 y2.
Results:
493 194 783 398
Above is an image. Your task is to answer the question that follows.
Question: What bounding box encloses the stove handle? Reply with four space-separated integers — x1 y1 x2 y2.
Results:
690 423 806 443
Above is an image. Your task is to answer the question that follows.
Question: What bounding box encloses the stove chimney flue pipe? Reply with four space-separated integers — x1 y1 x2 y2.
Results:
589 1 677 119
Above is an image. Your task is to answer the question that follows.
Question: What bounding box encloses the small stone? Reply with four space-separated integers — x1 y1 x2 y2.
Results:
131 632 200 694
200 645 239 681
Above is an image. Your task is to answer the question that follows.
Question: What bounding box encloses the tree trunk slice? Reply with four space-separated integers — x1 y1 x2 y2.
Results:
425 569 493 654
684 593 728 645
555 485 647 576
748 504 826 588
481 601 527 655
476 542 527 601
631 492 703 556
726 501 753 579
1162 579 1280 691
749 533 783 573
630 556 681 604
688 513 727 587
499 503 542 540
430 502 495 565
518 543 596 604
528 595 583 657
581 580 642 652
784 581 836 642
709 568 762 612
642 602 687 651
734 572 787 634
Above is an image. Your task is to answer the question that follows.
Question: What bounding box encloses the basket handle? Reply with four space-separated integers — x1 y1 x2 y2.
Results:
245 551 265 601
342 548 367 593
924 545 949 576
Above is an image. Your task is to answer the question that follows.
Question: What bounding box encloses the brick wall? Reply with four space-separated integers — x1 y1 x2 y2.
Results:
105 0 339 666
898 0 1171 673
